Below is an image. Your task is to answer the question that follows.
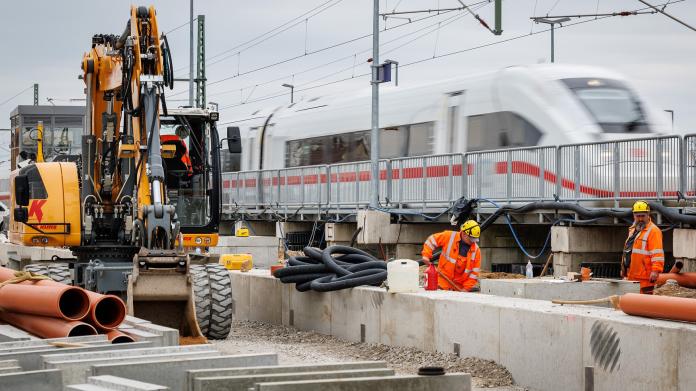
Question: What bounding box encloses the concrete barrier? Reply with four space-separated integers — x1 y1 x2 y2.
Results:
253 373 471 391
67 375 168 391
91 353 278 390
232 270 696 391
0 369 63 391
194 368 396 391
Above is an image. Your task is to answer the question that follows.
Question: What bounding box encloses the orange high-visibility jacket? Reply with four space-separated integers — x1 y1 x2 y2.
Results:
421 230 481 292
626 220 664 290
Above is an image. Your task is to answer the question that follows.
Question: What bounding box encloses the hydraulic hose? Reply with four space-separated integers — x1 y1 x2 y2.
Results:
273 246 387 292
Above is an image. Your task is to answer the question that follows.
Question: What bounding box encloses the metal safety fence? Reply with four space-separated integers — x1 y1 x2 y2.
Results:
221 134 696 215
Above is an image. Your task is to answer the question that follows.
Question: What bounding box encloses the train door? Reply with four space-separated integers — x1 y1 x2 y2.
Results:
444 91 465 153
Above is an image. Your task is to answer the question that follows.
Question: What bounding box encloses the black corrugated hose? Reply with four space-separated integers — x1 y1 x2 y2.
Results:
273 245 387 292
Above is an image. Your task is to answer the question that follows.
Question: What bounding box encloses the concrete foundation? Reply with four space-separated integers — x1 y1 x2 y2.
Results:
253 373 471 391
232 270 696 391
91 353 278 391
0 369 63 391
212 236 281 269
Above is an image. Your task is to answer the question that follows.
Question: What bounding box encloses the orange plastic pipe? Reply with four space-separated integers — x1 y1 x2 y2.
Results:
656 272 696 288
0 267 127 329
669 261 684 274
619 293 696 323
106 330 136 344
0 311 97 338
0 284 89 321
84 291 127 330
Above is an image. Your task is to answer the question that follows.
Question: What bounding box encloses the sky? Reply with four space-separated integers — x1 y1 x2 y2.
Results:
0 0 695 136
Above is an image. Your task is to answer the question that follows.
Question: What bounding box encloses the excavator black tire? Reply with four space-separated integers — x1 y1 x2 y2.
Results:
205 264 233 340
191 264 211 336
23 263 72 284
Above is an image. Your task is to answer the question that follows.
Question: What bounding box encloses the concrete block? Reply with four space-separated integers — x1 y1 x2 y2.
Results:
552 226 626 253
552 252 621 277
253 373 472 391
47 350 220 385
582 317 681 391
0 335 109 353
88 375 168 390
1 341 152 370
233 220 276 237
330 288 382 344
480 278 639 306
379 291 435 351
123 315 152 325
433 297 501 362
678 326 696 390
42 343 216 364
0 359 18 368
247 271 283 324
0 369 63 391
118 327 164 347
499 305 584 391
287 287 332 334
673 228 696 259
195 368 396 391
91 353 278 391
187 361 387 389
66 385 117 391
357 210 451 244
0 366 21 374
212 236 280 269
131 322 179 346
0 324 34 342
230 270 251 321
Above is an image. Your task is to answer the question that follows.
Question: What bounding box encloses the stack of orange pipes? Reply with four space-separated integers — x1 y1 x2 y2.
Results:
0 266 129 342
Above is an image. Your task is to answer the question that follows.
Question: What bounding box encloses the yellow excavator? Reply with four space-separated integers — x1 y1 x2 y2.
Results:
8 5 240 339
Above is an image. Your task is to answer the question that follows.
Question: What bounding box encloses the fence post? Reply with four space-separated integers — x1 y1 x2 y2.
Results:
613 143 620 204
656 138 664 199
574 146 581 201
506 150 512 203
476 153 482 199
421 157 427 210
448 154 454 203
355 164 360 209
556 147 562 200
539 148 545 201
462 153 468 200
397 161 404 209
385 160 392 206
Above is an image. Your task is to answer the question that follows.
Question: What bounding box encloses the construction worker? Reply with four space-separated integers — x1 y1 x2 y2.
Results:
622 200 665 294
421 220 482 292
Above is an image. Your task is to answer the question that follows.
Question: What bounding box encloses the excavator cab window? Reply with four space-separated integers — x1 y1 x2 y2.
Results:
160 115 213 228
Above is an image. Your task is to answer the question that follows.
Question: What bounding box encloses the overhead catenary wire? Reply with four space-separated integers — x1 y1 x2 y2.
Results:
0 85 33 107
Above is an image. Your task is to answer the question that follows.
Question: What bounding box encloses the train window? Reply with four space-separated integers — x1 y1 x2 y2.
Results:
408 122 434 156
467 112 542 151
380 126 408 159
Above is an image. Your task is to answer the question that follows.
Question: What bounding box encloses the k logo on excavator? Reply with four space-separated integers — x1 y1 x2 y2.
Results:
28 199 47 223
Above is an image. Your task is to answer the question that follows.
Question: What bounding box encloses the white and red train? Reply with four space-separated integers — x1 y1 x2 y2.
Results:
220 64 677 204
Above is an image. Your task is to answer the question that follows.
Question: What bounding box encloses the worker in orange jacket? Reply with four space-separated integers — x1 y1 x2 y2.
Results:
622 201 665 294
421 220 482 292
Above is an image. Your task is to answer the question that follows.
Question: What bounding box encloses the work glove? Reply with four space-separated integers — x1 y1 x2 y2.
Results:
649 271 659 283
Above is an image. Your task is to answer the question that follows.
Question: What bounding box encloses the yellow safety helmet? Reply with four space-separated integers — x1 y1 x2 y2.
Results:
632 200 650 213
461 220 481 239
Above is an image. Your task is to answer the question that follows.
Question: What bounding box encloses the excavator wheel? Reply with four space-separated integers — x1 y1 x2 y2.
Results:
23 263 72 284
191 263 233 340
191 265 211 336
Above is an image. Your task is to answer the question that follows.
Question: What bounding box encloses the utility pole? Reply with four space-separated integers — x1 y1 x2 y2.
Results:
370 0 380 208
189 0 194 107
33 83 39 105
531 17 570 63
196 14 206 109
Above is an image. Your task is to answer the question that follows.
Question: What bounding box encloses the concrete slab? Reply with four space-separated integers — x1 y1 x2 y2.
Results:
433 298 501 362
673 229 696 258
287 286 332 334
41 344 216 364
91 353 278 391
0 335 108 352
186 361 388 390
118 328 164 347
230 269 251 321
253 373 472 391
551 226 626 253
0 359 18 368
88 375 168 391
0 324 34 342
0 366 21 374
47 350 220 385
247 272 283 324
1 341 152 370
195 368 396 391
131 323 179 347
480 278 639 306
0 369 63 391
66 385 115 391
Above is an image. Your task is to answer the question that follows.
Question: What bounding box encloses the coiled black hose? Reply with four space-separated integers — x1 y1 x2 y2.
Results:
273 245 387 292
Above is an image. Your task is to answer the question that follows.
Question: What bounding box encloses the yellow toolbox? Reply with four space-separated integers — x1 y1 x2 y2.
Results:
219 253 253 270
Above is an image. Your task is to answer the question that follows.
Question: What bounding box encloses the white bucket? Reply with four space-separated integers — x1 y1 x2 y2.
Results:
387 259 420 293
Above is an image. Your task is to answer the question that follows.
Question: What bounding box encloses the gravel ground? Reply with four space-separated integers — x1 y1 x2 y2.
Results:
213 320 523 390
